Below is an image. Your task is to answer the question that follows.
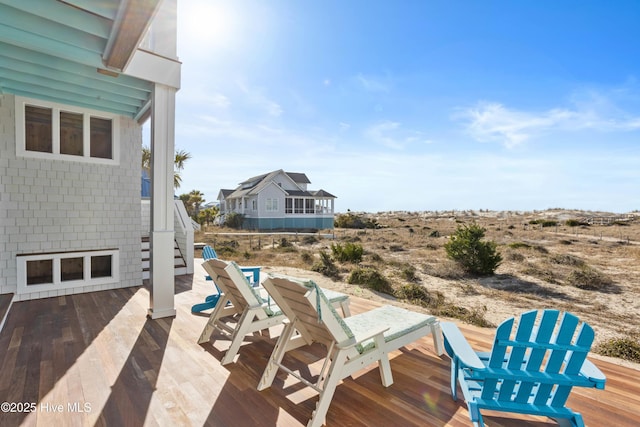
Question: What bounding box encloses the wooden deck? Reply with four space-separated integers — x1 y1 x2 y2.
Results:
0 264 637 427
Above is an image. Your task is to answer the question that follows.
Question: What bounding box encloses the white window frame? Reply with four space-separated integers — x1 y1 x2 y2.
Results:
17 249 120 295
15 96 120 165
266 198 279 212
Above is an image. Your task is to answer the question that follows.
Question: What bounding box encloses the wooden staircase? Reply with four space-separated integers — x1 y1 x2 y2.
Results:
141 236 187 279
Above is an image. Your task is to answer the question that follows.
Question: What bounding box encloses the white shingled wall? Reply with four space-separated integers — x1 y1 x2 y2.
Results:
0 94 142 300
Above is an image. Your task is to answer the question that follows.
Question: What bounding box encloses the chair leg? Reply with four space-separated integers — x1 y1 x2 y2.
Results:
375 335 394 387
197 297 231 344
258 321 298 390
221 309 255 365
307 350 349 427
378 354 393 387
431 322 444 356
553 414 585 427
469 402 484 427
340 300 351 317
450 356 459 401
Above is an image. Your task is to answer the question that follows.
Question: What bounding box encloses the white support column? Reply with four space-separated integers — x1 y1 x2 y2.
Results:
148 83 177 319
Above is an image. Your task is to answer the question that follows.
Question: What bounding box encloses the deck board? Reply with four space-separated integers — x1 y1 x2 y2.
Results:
0 265 637 427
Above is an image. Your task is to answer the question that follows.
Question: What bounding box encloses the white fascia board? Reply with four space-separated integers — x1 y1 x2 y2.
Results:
124 49 181 89
265 181 289 195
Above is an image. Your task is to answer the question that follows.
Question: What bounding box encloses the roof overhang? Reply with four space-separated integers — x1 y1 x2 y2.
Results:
0 0 179 119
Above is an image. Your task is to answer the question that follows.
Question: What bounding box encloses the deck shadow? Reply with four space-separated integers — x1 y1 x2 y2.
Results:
95 317 172 426
0 288 136 427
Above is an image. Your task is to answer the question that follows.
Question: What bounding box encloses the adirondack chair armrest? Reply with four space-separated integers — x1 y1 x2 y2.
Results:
337 325 390 350
580 358 606 389
441 322 485 370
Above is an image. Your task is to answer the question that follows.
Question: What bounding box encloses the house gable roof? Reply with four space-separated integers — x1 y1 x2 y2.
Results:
286 172 310 184
312 189 337 198
218 189 234 200
224 170 334 200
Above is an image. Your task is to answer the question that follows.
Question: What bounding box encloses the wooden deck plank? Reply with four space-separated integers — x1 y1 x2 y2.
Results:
0 266 637 427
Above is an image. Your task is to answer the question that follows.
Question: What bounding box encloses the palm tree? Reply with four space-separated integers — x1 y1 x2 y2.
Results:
142 146 192 189
173 149 191 189
179 190 205 218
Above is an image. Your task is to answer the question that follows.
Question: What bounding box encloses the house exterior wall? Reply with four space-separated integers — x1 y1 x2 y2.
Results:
272 171 300 192
244 217 334 230
0 94 142 300
256 184 285 218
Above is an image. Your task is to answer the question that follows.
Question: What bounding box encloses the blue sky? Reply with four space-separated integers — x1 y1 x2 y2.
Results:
168 0 640 213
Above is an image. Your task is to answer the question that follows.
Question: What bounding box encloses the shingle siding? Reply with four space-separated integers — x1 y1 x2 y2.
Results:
0 94 142 300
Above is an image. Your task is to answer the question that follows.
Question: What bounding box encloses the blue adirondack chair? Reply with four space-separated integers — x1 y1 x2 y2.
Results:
191 245 261 313
441 309 606 427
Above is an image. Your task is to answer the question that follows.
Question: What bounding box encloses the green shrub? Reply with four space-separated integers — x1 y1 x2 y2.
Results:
395 283 444 308
368 252 384 263
215 240 239 256
505 251 525 262
301 235 318 245
550 254 585 267
311 250 340 279
521 265 559 284
529 219 557 227
334 213 379 229
279 238 292 247
275 238 298 253
566 266 613 291
331 242 363 263
565 219 586 227
428 230 440 238
594 337 640 362
400 264 418 282
223 212 245 229
444 224 502 276
508 242 531 249
347 267 393 294
436 304 494 328
300 251 313 264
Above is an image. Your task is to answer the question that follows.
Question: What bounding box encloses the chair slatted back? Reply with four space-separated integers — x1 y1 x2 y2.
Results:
202 259 267 319
264 277 351 350
202 245 218 260
483 310 595 409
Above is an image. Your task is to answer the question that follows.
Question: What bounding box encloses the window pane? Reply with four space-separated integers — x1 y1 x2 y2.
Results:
27 259 53 285
91 255 112 278
305 199 315 213
25 105 52 153
61 257 84 281
295 198 304 213
60 111 84 156
90 117 112 159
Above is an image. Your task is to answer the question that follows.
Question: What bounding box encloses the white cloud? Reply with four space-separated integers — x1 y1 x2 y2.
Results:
458 94 640 148
175 111 640 213
236 80 283 117
355 73 391 93
178 89 230 109
458 102 570 147
364 120 432 149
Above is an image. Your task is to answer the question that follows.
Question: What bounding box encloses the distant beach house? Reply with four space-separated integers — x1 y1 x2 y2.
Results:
218 170 336 230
